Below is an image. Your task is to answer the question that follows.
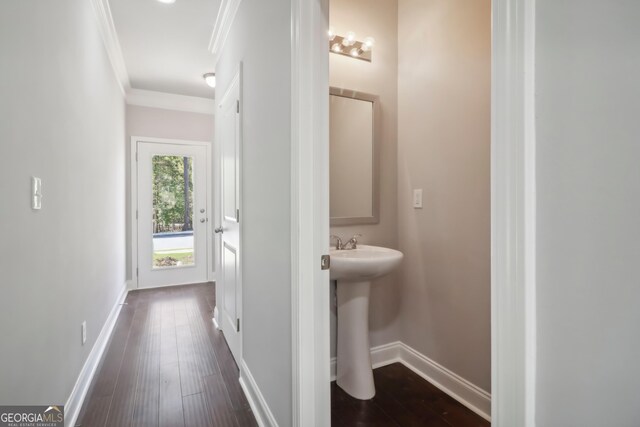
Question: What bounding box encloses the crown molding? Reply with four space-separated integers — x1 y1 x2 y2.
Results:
126 89 216 115
209 0 243 65
89 0 131 94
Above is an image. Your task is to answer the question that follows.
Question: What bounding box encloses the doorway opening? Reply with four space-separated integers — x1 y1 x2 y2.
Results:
326 0 492 424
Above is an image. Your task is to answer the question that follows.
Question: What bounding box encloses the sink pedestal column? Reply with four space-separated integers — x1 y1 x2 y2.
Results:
336 280 375 400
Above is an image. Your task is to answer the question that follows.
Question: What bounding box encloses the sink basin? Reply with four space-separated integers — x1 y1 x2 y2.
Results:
331 245 403 400
330 245 403 281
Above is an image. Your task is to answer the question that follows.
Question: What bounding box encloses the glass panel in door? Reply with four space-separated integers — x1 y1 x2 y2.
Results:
151 155 195 268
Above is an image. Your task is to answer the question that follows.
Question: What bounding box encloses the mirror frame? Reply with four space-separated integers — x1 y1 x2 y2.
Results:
329 87 380 225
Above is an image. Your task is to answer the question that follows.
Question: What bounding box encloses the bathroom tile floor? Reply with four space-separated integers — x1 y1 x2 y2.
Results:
75 283 257 427
332 363 490 427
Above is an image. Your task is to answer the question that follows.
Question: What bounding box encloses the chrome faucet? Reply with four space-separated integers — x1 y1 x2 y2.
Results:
331 234 363 250
343 234 362 250
330 235 344 250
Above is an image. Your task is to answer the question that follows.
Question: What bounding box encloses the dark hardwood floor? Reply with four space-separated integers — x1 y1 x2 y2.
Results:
77 283 487 427
332 363 490 427
76 283 257 427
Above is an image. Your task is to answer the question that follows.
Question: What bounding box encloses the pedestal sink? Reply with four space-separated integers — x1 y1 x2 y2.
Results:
331 245 403 400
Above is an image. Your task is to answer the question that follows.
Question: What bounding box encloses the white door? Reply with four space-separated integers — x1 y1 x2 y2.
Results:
137 141 209 288
215 72 242 363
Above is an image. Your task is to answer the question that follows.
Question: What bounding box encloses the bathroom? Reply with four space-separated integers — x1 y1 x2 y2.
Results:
328 0 491 424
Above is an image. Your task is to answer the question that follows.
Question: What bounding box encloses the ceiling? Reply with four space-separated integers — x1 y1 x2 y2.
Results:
109 0 220 99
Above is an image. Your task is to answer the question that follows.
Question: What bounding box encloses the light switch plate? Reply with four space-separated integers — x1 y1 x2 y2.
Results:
31 177 42 210
413 189 423 209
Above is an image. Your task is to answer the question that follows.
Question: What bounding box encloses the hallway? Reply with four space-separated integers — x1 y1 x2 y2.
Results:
75 283 257 427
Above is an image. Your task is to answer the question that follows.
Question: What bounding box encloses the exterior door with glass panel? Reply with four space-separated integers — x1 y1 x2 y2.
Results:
137 141 208 288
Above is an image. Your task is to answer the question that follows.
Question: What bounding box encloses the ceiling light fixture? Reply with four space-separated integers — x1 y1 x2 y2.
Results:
327 30 374 62
203 73 216 88
157 0 176 4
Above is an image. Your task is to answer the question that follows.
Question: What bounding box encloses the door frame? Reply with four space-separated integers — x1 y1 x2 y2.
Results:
290 0 331 425
130 136 214 289
290 0 537 426
491 0 537 424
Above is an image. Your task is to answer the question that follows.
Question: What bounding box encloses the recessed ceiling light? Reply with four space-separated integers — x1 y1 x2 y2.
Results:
203 73 216 88
157 0 176 4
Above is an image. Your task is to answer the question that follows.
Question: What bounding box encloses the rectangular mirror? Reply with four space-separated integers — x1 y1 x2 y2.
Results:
330 87 380 225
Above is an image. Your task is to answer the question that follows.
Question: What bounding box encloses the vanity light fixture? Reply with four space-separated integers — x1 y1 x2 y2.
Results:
203 72 216 88
328 30 374 62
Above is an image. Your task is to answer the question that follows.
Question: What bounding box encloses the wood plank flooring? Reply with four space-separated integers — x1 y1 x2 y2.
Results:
75 283 257 427
332 363 491 427
77 283 488 426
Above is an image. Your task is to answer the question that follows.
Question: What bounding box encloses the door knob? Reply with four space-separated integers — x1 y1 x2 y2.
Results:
214 227 224 234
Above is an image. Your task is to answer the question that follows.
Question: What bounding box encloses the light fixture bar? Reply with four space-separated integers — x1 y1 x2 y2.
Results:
328 35 372 62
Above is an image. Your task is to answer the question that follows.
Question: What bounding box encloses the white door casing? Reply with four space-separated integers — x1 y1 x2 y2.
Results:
133 138 212 289
215 69 242 364
290 0 332 425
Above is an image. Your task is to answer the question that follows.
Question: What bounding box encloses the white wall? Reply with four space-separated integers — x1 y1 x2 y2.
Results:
0 0 125 405
329 0 400 358
397 0 491 392
215 0 294 424
125 105 214 280
535 2 640 425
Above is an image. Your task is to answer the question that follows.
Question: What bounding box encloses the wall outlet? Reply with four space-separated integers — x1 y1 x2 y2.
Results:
81 321 87 345
413 189 423 209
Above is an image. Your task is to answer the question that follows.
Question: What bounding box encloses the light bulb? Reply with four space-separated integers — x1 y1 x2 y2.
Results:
203 73 216 88
328 28 336 41
350 48 360 57
363 37 375 49
342 31 356 46
331 43 343 53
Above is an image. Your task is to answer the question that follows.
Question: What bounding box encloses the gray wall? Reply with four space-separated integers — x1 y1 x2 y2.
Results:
397 0 491 392
215 0 293 424
0 0 126 405
125 105 214 280
535 1 640 425
329 0 400 358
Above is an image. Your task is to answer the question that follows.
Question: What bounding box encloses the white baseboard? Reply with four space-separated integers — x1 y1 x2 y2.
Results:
64 283 128 427
330 341 491 422
239 360 278 427
212 306 220 329
398 342 491 421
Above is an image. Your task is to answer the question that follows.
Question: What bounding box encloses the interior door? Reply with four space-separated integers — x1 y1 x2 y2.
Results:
215 73 242 363
137 141 209 288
